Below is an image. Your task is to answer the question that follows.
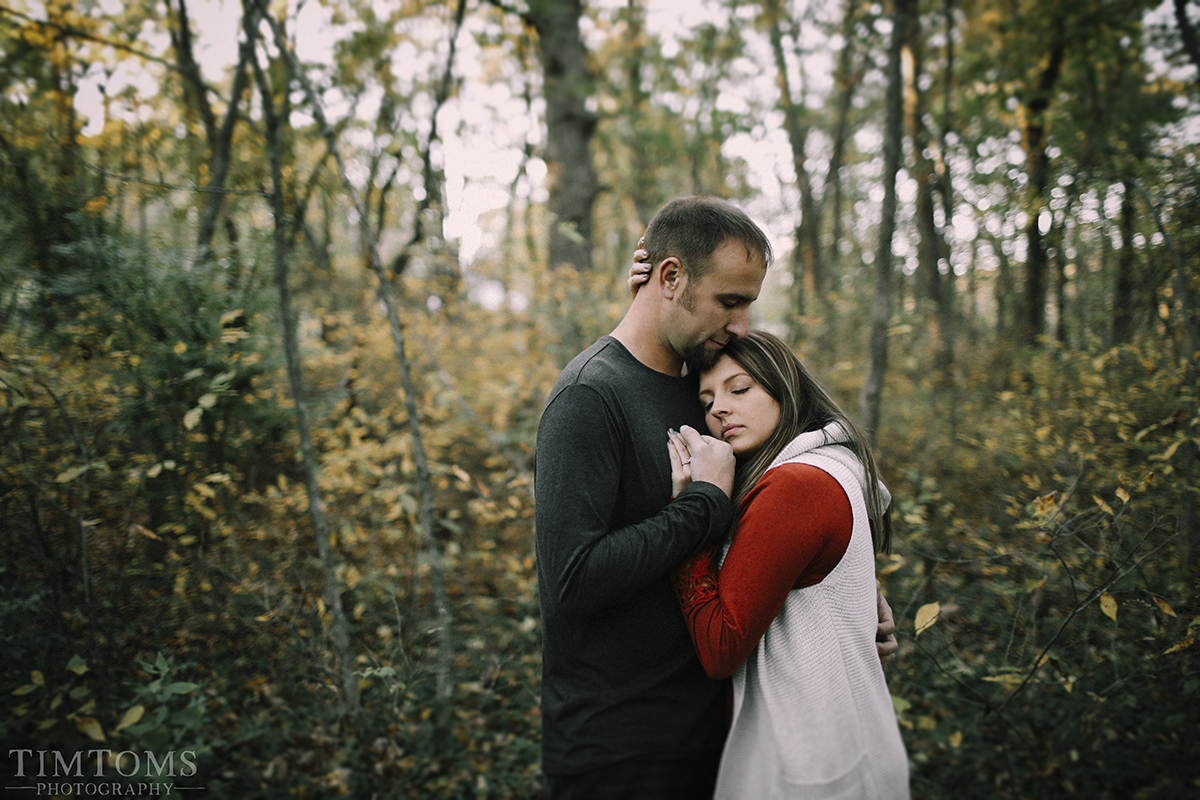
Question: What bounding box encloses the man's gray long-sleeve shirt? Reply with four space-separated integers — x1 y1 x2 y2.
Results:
534 336 736 776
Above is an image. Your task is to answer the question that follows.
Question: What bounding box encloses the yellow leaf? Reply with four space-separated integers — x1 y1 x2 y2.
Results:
1152 596 1177 618
1158 439 1181 462
1116 487 1130 504
82 196 108 215
55 464 90 483
1093 495 1114 515
75 716 106 742
219 308 244 326
1164 636 1194 655
174 341 187 355
1032 491 1058 515
915 602 941 637
11 684 37 696
949 731 963 748
114 705 145 732
981 674 1023 687
1100 594 1118 622
37 719 57 731
31 671 44 686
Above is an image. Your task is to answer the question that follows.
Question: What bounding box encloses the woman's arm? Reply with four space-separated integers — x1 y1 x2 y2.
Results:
671 463 852 678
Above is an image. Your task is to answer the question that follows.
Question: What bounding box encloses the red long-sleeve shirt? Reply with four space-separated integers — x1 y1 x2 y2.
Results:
672 463 853 679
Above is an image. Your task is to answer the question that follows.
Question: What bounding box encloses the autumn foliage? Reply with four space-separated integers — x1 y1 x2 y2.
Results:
2 0 1199 797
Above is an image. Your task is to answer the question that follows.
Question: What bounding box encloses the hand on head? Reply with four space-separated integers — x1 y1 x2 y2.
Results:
629 236 652 297
668 425 735 499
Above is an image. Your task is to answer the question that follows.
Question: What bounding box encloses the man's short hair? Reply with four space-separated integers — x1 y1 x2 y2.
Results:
642 196 773 285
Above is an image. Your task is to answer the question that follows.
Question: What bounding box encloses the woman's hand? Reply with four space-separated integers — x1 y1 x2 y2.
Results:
628 236 653 298
668 428 693 497
669 425 735 499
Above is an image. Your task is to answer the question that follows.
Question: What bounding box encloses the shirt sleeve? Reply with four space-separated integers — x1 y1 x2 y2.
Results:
535 383 735 617
671 463 853 679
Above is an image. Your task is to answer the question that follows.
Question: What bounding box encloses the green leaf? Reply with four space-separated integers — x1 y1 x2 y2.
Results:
67 655 88 675
115 705 145 732
170 704 204 726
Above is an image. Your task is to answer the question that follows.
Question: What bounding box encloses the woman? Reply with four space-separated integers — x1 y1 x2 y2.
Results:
667 330 909 800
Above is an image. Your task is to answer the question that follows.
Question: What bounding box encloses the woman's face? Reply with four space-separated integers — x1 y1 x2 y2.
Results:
699 354 781 458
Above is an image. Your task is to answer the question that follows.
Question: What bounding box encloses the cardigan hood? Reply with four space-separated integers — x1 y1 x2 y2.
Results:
768 421 892 516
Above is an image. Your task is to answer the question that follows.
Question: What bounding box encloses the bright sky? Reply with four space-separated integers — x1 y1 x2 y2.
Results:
61 0 801 267
33 0 1200 280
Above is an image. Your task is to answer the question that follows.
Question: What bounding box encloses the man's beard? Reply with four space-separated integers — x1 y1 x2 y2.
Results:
684 343 723 373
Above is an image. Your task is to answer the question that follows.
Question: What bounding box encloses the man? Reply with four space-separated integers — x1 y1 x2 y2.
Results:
534 197 894 798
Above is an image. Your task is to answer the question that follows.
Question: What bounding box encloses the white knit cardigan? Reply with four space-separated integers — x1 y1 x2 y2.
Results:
714 424 910 800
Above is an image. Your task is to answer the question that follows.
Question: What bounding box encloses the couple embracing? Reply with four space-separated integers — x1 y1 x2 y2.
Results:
534 196 910 799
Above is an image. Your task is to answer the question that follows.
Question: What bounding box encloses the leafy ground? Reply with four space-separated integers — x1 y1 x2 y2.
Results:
2 273 1197 797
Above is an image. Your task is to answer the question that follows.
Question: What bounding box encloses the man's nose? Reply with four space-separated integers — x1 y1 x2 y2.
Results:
725 309 750 339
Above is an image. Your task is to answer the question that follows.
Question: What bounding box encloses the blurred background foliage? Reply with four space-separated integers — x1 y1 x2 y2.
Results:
1 0 1198 796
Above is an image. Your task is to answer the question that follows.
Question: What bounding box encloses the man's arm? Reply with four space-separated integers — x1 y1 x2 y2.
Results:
534 384 735 618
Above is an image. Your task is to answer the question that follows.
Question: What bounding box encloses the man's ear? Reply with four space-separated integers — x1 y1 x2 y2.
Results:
659 257 683 299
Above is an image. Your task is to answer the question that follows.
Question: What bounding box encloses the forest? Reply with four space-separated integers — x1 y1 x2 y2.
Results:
1 0 1198 796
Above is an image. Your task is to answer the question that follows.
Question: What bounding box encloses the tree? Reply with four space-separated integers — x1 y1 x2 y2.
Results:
861 0 909 443
763 0 825 329
490 0 599 272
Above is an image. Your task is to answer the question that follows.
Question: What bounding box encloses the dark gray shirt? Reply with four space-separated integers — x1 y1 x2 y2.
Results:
534 336 735 775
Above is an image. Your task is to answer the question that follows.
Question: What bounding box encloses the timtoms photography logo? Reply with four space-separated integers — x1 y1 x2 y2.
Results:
6 749 202 796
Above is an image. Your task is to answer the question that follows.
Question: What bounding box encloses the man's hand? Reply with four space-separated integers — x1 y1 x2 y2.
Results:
673 425 735 499
629 236 653 297
875 580 898 666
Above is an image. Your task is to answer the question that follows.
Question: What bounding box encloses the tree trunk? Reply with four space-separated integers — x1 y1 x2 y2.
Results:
251 33 359 715
525 0 598 272
860 0 909 445
169 0 254 262
765 0 822 331
823 0 862 271
1131 179 1199 573
933 0 957 375
257 0 454 729
1017 28 1066 346
1112 180 1137 344
1175 0 1200 84
389 0 467 293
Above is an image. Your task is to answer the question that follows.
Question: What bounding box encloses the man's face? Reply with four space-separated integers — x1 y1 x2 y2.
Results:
663 239 767 372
